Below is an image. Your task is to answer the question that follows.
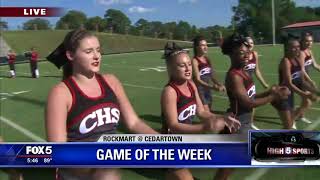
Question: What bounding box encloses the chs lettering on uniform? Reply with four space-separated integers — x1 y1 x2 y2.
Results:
199 67 211 76
244 63 256 71
304 59 313 66
291 72 301 80
247 85 256 98
79 107 120 134
178 104 196 121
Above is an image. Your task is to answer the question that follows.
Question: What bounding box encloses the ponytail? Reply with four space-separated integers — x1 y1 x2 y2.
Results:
62 61 73 80
46 28 94 80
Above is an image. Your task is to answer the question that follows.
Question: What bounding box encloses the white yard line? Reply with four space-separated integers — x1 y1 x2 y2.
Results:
305 118 320 130
0 89 43 141
122 83 162 90
0 116 45 142
294 106 320 111
0 90 30 101
0 92 13 96
11 90 30 95
245 168 269 180
310 107 320 111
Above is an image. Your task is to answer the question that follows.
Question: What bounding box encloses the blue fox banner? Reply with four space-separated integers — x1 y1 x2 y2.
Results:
0 132 319 167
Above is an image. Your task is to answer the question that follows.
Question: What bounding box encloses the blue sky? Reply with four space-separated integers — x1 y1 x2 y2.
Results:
1 0 319 30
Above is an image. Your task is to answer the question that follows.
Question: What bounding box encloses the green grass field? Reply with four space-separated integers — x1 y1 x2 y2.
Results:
0 45 320 180
1 30 192 58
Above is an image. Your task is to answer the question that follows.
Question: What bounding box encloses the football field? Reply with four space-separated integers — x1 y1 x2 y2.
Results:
0 45 319 179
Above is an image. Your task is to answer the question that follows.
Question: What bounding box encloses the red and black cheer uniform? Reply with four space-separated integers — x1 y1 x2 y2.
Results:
161 81 197 134
63 73 120 142
244 51 257 77
225 68 256 134
30 51 38 78
194 56 213 105
7 53 16 70
30 51 38 62
273 58 302 111
303 51 313 74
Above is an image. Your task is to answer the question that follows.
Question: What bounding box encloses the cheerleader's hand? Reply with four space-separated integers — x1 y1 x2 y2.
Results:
224 113 241 133
219 85 226 93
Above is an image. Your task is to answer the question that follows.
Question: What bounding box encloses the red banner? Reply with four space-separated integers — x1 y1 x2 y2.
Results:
0 7 64 17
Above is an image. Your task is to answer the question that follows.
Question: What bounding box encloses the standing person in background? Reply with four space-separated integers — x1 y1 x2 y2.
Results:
244 37 269 130
25 47 39 78
161 42 240 180
46 29 158 180
273 35 319 129
297 32 320 124
244 37 269 88
222 34 289 137
192 36 226 113
299 32 320 75
7 49 16 78
216 33 290 180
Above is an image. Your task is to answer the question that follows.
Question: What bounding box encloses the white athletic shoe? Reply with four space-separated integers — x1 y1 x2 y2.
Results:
298 117 312 124
251 124 260 130
292 122 297 129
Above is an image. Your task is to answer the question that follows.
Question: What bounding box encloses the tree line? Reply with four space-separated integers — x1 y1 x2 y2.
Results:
233 0 320 43
1 1 319 43
0 9 233 44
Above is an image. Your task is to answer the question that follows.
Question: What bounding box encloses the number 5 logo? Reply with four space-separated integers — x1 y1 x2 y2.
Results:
285 147 291 154
45 146 52 154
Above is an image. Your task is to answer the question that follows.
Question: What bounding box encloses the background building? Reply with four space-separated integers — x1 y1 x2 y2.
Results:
281 21 320 42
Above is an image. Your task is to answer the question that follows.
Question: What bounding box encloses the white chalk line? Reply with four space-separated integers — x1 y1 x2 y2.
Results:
0 90 30 101
0 116 45 142
0 89 44 141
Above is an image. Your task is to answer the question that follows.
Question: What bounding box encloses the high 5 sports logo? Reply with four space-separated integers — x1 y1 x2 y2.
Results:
251 131 320 163
0 7 64 17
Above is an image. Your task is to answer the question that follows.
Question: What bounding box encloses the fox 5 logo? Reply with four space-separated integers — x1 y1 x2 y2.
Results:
26 146 52 155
